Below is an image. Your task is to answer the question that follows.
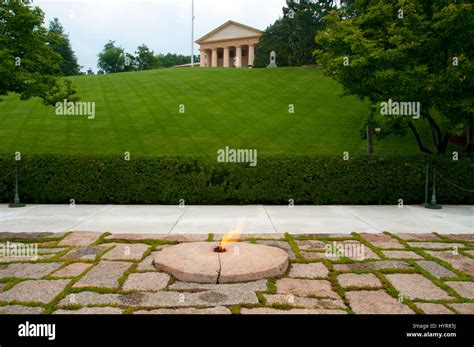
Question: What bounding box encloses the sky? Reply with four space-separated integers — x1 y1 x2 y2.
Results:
35 0 287 72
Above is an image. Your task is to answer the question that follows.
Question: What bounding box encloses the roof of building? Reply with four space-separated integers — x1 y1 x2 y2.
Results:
195 20 263 44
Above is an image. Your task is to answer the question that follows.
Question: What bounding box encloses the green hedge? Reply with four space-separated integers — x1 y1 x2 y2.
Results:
0 154 472 205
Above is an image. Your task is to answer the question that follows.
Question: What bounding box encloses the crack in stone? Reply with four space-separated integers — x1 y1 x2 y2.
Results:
215 253 222 284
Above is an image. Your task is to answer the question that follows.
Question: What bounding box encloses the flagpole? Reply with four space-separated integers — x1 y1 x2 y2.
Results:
191 0 195 67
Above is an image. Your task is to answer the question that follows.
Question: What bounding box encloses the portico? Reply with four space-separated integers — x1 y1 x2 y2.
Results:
196 20 262 68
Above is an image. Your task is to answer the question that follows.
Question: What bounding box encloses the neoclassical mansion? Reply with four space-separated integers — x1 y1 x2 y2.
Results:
196 20 262 68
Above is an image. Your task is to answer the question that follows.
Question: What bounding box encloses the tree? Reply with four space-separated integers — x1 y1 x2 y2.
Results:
156 53 191 68
97 41 126 73
48 18 81 76
123 52 137 72
135 44 160 70
254 0 336 67
0 0 77 105
315 0 474 154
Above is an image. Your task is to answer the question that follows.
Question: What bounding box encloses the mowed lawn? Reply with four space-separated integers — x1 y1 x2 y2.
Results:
0 67 425 156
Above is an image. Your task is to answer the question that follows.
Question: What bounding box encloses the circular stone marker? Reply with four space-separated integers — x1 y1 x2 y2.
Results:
154 242 289 284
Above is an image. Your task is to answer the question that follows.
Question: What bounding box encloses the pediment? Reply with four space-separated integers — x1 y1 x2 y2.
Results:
196 21 262 44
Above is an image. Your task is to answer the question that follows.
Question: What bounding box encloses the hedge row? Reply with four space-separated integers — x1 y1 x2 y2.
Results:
0 154 472 205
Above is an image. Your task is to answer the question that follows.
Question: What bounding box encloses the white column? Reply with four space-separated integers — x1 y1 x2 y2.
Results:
248 45 255 67
211 48 218 67
223 47 230 68
200 49 206 67
236 46 242 68
206 51 211 67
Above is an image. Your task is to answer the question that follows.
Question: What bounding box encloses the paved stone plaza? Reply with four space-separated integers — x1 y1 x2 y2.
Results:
0 231 473 314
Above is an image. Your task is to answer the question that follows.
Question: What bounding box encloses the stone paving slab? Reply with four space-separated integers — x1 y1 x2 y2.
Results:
0 305 45 314
0 263 62 279
301 251 337 261
448 303 474 314
386 274 452 300
445 234 474 242
337 273 382 289
426 251 474 276
295 240 327 251
346 290 414 314
0 232 66 240
102 243 149 261
0 280 70 304
382 250 423 259
341 241 381 260
445 281 474 299
407 242 466 249
276 279 339 298
0 231 472 315
415 303 454 315
58 232 102 247
122 273 170 292
37 248 68 254
416 261 456 279
359 233 405 249
51 263 92 278
54 307 123 314
0 254 56 263
59 290 259 307
263 294 345 309
168 280 267 293
289 263 329 279
394 233 442 241
73 261 132 289
333 260 412 272
134 307 231 314
241 307 347 314
62 245 111 260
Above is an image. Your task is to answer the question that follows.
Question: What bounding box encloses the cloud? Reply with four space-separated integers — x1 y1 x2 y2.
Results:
35 0 286 71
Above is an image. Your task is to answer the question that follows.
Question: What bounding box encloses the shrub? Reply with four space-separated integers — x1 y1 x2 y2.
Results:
0 154 472 205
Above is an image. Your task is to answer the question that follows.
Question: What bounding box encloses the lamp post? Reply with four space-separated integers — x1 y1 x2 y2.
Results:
425 169 442 210
9 166 25 208
368 126 382 155
422 165 429 207
367 125 373 155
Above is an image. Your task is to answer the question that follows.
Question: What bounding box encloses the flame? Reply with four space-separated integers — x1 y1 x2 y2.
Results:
219 219 245 246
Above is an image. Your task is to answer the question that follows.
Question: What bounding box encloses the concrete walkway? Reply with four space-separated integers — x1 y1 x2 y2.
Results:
0 204 472 235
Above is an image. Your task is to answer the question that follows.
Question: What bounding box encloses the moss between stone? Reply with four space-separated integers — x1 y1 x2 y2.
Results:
266 278 277 294
389 233 472 279
90 232 111 246
229 305 241 314
256 292 266 305
284 233 303 260
270 303 300 310
460 250 474 259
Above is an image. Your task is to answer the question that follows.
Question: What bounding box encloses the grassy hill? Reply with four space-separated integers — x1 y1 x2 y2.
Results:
0 67 428 156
